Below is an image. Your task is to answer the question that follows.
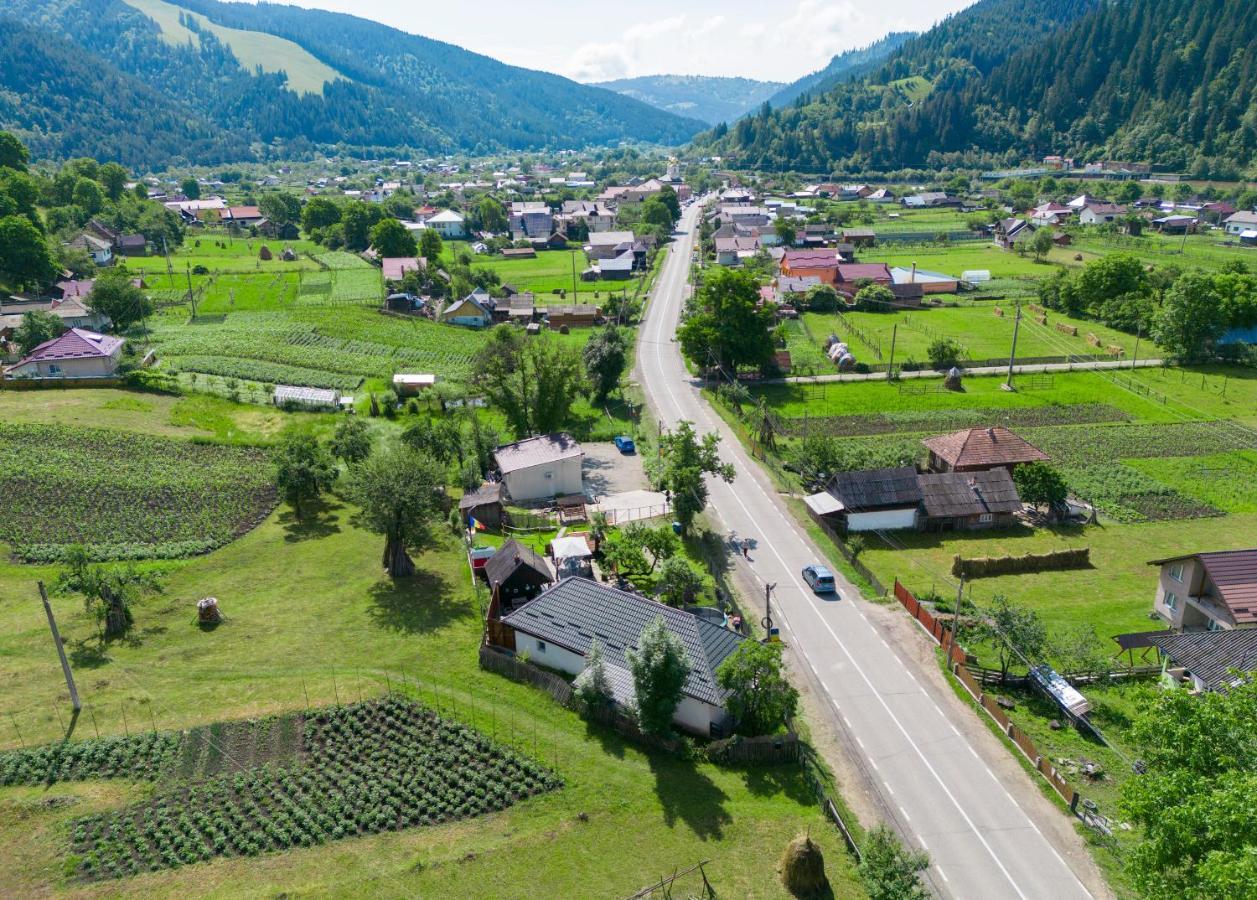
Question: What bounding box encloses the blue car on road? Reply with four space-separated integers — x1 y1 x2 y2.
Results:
802 564 837 594
613 435 636 454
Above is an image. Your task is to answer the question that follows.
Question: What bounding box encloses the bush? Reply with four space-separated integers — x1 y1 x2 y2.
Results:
926 337 965 370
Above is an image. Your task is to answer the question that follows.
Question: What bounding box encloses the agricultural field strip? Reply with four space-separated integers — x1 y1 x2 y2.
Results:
0 423 276 560
777 403 1131 436
0 698 559 882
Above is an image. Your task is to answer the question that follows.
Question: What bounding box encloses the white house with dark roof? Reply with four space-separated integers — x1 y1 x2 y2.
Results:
494 433 583 502
5 328 124 379
1148 548 1257 632
496 577 745 736
1223 211 1257 236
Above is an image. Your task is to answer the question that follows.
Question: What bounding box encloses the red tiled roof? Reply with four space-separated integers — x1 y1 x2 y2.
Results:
225 206 262 219
16 328 123 364
922 426 1048 468
381 257 424 281
782 250 842 269
837 263 892 283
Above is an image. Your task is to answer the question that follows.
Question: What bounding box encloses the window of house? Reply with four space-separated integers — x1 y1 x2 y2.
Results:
48 364 62 375
978 513 993 524
1207 619 1221 632
536 640 547 653
1164 591 1178 610
1169 563 1184 582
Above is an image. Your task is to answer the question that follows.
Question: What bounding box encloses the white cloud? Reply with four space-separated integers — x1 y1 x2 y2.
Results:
563 42 635 82
696 15 726 35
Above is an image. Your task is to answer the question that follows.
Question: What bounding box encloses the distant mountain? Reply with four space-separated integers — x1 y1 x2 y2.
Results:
594 75 784 126
0 0 703 167
697 0 1257 178
766 32 915 110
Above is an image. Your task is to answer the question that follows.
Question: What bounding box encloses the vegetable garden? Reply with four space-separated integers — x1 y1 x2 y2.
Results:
0 423 276 561
0 697 560 881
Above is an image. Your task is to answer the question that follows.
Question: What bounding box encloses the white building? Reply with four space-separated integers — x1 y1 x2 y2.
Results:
425 209 466 239
494 433 583 502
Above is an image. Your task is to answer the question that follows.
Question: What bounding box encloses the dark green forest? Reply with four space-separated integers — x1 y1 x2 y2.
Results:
764 31 915 111
0 0 702 167
697 0 1257 178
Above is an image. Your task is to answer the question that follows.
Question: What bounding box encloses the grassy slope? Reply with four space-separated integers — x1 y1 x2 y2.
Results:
0 396 861 898
123 0 346 95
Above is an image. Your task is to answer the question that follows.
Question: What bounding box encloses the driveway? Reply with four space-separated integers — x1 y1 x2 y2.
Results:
582 441 648 500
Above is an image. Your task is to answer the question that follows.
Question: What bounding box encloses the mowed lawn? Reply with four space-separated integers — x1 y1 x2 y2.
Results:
442 246 649 303
0 398 860 898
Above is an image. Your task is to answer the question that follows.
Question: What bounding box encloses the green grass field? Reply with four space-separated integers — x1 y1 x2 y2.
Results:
443 247 651 304
0 394 862 899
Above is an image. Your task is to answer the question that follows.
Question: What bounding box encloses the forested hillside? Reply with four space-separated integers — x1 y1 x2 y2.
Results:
765 32 914 110
0 0 702 167
696 0 1257 178
594 76 783 126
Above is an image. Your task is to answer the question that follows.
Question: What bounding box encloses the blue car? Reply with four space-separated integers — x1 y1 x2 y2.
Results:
802 564 837 594
614 435 636 454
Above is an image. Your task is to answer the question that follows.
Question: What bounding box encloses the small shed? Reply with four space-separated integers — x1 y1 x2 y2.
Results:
392 373 437 397
485 538 553 609
273 384 341 410
494 433 584 502
550 534 594 579
459 482 504 528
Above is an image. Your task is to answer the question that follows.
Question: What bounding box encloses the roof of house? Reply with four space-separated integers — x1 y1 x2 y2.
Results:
842 228 876 238
588 230 636 247
828 466 923 511
778 275 821 293
67 232 112 253
225 205 262 219
547 304 600 316
1224 211 1257 225
459 481 504 510
1148 548 1257 625
918 469 1022 518
1082 202 1127 216
499 577 745 706
485 538 552 590
922 426 1048 468
782 249 842 269
443 293 493 319
381 257 423 281
837 263 892 282
495 432 582 474
714 236 760 253
426 209 465 223
13 328 123 366
1145 628 1257 689
55 279 95 299
890 266 957 285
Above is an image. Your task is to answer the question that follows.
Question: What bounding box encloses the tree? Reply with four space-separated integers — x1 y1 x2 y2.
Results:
677 267 776 372
0 216 58 290
58 546 159 641
582 324 627 403
574 638 614 710
657 556 703 607
1076 253 1147 314
478 196 507 233
716 641 799 736
0 131 29 170
774 218 797 247
330 416 372 464
804 284 841 312
402 417 463 465
854 283 895 310
1119 678 1257 900
625 615 690 736
181 177 201 200
657 184 681 222
640 196 675 230
369 217 418 257
418 227 444 262
1030 227 1054 262
926 337 965 370
624 523 680 574
345 446 446 577
97 162 129 202
14 310 65 355
341 203 385 251
301 197 341 233
1012 462 1068 509
977 594 1048 683
259 191 302 227
857 825 930 900
1151 270 1227 361
87 273 153 332
654 421 736 532
472 327 585 437
272 434 337 521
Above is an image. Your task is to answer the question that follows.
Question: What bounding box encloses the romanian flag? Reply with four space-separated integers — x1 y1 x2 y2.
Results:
469 516 486 532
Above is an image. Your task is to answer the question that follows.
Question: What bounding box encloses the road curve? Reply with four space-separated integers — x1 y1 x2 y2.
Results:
635 200 1096 900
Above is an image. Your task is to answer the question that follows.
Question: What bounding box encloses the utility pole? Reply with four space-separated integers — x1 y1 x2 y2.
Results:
185 263 197 318
761 583 778 642
570 249 577 303
887 323 898 379
39 582 80 713
949 576 967 659
1132 325 1141 368
1004 302 1022 390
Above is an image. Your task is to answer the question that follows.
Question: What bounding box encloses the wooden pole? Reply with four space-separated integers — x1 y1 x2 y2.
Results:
39 582 80 712
1004 303 1022 389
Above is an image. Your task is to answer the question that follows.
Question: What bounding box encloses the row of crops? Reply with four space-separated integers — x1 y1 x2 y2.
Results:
297 268 383 306
780 402 1131 438
0 698 561 881
0 423 277 561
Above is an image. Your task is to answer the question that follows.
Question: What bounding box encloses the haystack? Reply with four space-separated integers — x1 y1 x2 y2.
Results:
259 244 273 260
780 832 828 896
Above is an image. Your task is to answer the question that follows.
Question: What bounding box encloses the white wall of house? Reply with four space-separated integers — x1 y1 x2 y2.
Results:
503 455 583 502
9 355 118 379
848 507 918 532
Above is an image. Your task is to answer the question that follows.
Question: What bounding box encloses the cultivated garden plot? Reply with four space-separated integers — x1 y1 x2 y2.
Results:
0 423 276 561
0 697 559 881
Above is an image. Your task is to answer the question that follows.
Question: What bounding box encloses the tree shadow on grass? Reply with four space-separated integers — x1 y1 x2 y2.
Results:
68 637 111 669
581 713 627 760
365 568 466 634
736 762 816 806
647 750 731 840
278 498 344 543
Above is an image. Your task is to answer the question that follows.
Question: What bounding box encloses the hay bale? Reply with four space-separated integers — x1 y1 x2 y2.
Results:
780 833 828 896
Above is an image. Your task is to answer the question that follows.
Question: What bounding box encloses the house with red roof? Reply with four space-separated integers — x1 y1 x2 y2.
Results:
835 263 893 296
5 329 124 380
221 206 266 227
922 426 1048 474
381 257 425 283
1149 548 1257 633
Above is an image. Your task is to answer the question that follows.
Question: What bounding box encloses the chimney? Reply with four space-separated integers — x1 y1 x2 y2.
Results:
911 262 917 283
986 427 995 439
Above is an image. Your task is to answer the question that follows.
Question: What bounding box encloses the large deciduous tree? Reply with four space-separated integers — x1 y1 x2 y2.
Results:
369 217 418 257
477 196 508 233
88 273 153 332
329 416 372 465
14 310 65 355
273 434 337 522
652 420 735 532
1151 271 1227 361
259 191 302 227
0 215 58 290
582 324 628 403
472 326 585 438
301 197 341 233
677 267 775 372
0 130 29 171
717 640 799 736
418 227 444 262
345 446 445 578
1012 462 1068 509
626 616 690 736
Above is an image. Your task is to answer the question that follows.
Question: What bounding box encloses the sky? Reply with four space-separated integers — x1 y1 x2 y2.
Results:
245 0 976 83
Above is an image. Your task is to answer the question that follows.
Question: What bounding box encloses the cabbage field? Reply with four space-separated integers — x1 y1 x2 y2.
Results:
0 424 276 561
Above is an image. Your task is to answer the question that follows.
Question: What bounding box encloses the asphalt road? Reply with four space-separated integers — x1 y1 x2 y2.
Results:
636 201 1095 900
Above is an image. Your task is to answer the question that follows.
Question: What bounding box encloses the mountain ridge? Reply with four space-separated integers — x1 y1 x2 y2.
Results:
593 75 783 126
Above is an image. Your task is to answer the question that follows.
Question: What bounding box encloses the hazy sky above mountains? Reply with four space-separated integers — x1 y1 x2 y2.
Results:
247 0 975 82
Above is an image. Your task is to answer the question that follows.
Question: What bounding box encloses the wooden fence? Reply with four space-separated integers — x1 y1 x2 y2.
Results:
892 579 1078 807
811 514 888 596
478 644 573 706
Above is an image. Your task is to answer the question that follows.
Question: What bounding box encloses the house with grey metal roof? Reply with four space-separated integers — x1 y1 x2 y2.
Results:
804 467 922 534
494 433 583 502
496 577 745 736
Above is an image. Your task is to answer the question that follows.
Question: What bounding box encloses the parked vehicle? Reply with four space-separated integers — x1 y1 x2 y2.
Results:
802 564 837 594
613 435 636 454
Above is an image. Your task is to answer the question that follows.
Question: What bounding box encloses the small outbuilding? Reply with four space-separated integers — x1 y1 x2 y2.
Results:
805 466 922 534
273 384 341 410
494 433 584 502
459 482 504 529
392 373 437 397
549 534 594 579
485 538 553 609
